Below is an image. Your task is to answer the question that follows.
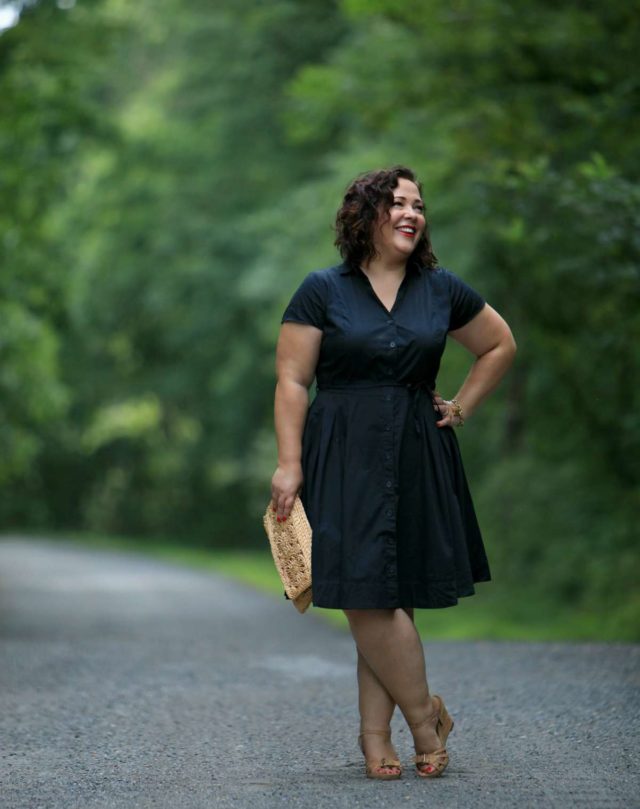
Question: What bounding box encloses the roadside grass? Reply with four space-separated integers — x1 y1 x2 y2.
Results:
36 532 637 642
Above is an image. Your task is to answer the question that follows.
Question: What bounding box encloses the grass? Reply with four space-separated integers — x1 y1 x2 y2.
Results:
43 531 637 642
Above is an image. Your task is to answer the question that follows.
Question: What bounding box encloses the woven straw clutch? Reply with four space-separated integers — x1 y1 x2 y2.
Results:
263 495 312 613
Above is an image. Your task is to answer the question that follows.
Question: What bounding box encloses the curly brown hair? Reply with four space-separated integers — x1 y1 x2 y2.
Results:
334 166 438 272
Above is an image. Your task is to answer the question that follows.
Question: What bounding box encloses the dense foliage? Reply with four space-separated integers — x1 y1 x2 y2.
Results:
1 0 638 635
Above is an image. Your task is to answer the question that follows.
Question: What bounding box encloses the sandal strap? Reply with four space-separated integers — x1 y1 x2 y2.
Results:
413 748 448 764
408 695 442 730
367 757 401 771
374 757 401 767
359 728 391 738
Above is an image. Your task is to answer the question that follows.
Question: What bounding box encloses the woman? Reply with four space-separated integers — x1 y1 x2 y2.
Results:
270 166 516 780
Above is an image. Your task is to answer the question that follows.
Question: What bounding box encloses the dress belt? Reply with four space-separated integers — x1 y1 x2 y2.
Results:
315 381 437 436
405 381 438 436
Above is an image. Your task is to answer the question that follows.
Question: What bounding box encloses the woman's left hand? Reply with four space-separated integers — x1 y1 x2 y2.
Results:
433 391 464 428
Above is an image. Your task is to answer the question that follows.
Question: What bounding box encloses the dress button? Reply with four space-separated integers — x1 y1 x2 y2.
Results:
384 394 392 401
386 509 394 517
389 341 396 348
385 480 393 488
385 452 391 460
385 424 391 432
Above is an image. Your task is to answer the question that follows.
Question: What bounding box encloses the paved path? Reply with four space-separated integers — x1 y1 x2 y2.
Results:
0 538 638 809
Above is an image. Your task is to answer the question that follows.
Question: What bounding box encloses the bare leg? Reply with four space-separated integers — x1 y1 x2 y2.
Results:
355 607 414 727
354 648 399 773
357 647 395 727
352 607 414 770
345 607 442 766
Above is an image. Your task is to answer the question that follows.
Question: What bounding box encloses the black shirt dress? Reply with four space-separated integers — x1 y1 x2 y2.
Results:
281 261 492 610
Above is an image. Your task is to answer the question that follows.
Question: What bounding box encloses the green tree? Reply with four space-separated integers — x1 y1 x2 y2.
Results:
1 0 637 636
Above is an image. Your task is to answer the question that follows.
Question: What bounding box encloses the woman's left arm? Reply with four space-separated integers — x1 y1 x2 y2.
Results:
436 304 517 425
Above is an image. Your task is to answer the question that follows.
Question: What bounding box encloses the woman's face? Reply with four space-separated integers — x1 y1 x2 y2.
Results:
373 178 426 261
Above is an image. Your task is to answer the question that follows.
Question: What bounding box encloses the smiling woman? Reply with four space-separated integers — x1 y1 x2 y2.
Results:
270 165 517 781
334 166 438 275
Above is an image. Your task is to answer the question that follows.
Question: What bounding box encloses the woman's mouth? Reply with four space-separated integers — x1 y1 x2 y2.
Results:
396 226 416 239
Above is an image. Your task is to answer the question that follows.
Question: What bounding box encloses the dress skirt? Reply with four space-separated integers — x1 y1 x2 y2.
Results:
299 382 491 609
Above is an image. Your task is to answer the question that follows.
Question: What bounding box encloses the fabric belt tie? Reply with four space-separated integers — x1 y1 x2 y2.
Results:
316 381 436 437
405 380 437 436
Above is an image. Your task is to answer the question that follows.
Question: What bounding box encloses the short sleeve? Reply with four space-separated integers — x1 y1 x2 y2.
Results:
281 271 326 330
445 269 486 331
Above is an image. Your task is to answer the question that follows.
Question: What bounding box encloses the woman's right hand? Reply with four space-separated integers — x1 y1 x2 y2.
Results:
271 463 303 522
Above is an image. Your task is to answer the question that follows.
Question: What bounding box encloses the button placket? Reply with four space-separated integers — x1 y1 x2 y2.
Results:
381 314 399 599
382 386 398 596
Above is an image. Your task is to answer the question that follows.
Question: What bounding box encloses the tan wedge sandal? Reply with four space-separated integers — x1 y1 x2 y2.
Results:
357 729 402 780
409 694 454 778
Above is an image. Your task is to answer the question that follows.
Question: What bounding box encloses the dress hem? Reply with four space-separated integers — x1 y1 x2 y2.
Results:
309 574 492 610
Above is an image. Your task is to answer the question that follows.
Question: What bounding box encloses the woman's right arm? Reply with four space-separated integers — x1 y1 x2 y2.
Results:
271 321 323 521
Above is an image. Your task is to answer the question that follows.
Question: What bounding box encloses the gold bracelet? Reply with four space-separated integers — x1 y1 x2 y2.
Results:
449 398 465 426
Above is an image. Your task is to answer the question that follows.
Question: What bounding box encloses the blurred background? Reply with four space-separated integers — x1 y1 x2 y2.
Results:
0 0 638 640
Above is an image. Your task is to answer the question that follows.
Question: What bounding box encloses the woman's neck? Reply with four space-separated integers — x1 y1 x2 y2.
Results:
360 253 407 278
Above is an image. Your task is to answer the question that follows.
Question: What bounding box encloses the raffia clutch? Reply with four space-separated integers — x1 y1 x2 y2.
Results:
263 495 312 613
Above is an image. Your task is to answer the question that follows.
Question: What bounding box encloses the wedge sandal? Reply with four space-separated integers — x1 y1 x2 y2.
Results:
409 694 454 778
357 729 402 780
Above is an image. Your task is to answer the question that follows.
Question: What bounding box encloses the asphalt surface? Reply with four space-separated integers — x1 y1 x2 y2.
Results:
0 537 638 809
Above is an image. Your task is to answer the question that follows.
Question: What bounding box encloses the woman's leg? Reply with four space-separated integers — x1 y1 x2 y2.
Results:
355 607 413 726
352 607 415 768
345 607 442 763
357 646 395 727
354 647 398 770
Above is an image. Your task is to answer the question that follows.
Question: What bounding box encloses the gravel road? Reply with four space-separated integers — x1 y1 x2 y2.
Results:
0 537 638 809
